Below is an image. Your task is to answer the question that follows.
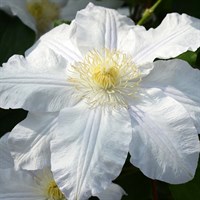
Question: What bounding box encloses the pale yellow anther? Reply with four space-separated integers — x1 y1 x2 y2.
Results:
47 180 64 200
92 65 119 90
27 0 59 33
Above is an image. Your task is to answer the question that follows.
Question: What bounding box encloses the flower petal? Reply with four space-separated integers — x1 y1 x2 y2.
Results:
0 53 75 112
0 133 14 169
129 89 200 184
51 103 132 200
0 0 36 31
142 59 200 132
97 184 126 200
97 183 126 200
60 0 123 21
132 13 200 65
8 112 58 170
0 168 43 200
31 24 82 63
74 3 134 55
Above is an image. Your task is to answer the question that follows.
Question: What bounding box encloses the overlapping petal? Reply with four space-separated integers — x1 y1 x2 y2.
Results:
129 89 200 183
31 24 82 63
8 112 58 170
131 13 200 65
0 133 14 169
74 3 134 55
0 23 84 112
0 169 43 200
97 183 126 200
51 102 132 200
0 52 75 112
61 0 123 21
141 59 200 132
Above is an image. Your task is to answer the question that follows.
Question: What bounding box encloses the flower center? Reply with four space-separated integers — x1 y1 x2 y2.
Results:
27 0 59 33
68 49 141 107
91 65 119 90
47 180 65 200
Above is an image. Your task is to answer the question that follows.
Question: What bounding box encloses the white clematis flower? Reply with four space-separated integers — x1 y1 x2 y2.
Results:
0 0 123 34
0 133 126 200
1 3 200 200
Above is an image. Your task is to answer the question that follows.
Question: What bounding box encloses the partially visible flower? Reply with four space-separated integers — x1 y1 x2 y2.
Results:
0 133 126 200
1 3 200 200
0 133 65 200
0 0 66 34
0 168 67 200
0 0 123 34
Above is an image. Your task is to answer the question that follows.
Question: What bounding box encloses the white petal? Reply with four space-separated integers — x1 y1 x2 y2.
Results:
0 0 36 31
97 183 126 200
0 133 14 169
142 59 200 132
51 103 132 200
8 112 58 170
60 0 123 21
73 3 134 55
132 13 200 65
0 168 43 200
30 24 83 63
129 89 200 184
0 54 75 112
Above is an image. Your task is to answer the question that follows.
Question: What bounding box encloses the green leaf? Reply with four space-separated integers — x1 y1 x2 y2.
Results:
0 10 35 65
169 161 200 200
195 50 200 69
177 50 198 66
53 19 71 27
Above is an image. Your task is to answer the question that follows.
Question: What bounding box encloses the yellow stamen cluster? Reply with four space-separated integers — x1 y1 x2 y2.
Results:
47 180 65 200
27 0 59 33
68 49 141 107
92 65 119 90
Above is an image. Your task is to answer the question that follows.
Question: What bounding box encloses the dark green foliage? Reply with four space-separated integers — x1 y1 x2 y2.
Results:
0 10 35 65
170 160 200 200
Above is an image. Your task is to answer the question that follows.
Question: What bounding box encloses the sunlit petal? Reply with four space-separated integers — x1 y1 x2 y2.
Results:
0 54 75 112
97 183 126 200
51 103 132 200
141 59 200 132
8 112 58 170
131 13 200 65
74 3 134 55
61 0 123 21
129 89 200 183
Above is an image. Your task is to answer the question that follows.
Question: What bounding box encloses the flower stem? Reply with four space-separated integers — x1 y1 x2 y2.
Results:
137 0 162 25
152 180 158 200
